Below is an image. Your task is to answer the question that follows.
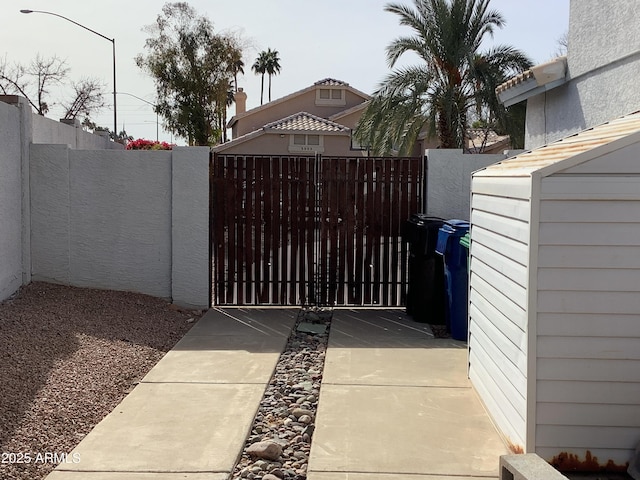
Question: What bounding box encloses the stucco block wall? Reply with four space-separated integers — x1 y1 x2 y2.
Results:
171 147 211 308
0 100 24 300
426 150 516 220
524 0 640 149
29 145 209 307
31 114 123 150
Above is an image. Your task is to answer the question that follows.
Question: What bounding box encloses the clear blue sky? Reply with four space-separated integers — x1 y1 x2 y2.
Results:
2 0 570 144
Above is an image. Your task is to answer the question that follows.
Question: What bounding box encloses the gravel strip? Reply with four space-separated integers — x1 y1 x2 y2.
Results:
0 282 200 480
230 308 332 480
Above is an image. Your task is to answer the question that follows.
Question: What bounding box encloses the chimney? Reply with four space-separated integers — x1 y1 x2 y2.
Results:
234 87 247 116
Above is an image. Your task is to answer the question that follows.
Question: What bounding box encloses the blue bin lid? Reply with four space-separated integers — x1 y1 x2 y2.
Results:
435 220 470 255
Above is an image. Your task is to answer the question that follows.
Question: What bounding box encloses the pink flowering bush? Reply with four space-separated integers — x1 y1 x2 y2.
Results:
126 138 173 150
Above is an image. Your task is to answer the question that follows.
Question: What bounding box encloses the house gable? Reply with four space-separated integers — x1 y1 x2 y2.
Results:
229 78 370 139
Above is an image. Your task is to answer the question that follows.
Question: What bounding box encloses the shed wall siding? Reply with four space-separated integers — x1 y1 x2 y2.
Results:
468 185 531 451
535 175 640 466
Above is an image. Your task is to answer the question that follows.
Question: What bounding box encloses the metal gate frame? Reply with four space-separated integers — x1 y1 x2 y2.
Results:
210 154 422 307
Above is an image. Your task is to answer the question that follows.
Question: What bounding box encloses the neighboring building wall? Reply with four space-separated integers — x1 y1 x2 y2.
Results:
217 132 358 156
535 144 640 466
525 0 640 148
31 114 123 150
426 150 518 220
29 145 210 308
233 89 366 138
0 99 24 300
468 172 532 453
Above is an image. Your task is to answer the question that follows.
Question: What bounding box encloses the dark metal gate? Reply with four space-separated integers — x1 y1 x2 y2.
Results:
211 154 422 306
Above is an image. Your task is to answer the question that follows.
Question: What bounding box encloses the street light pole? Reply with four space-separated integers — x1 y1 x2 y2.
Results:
20 9 117 139
116 92 159 141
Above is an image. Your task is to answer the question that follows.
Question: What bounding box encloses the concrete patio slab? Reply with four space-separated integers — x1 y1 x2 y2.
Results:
323 337 469 387
55 382 264 474
141 334 287 384
187 307 297 337
47 473 227 480
330 309 434 339
308 384 507 477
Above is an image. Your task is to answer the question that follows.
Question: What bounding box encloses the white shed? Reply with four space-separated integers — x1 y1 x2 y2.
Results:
469 111 640 472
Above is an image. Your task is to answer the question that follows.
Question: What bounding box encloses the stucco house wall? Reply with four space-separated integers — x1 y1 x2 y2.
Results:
524 0 640 148
232 87 368 138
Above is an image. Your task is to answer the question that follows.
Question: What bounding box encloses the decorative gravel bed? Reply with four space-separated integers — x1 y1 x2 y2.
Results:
230 307 332 480
0 282 200 480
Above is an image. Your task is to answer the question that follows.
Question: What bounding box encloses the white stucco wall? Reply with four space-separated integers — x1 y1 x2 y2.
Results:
525 0 640 148
0 100 23 300
426 150 517 221
29 145 210 307
171 147 211 308
31 114 123 150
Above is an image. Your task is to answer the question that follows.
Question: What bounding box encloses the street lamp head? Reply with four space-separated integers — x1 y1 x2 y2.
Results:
20 9 34 14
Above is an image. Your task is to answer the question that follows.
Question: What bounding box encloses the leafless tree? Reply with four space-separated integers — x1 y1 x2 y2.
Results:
0 54 69 115
61 78 106 120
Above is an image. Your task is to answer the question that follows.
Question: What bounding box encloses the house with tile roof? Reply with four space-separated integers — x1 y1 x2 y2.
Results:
214 78 372 156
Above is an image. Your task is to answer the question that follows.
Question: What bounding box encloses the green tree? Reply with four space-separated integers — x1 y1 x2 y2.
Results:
136 2 243 146
264 48 281 102
355 0 532 155
252 51 268 105
231 55 244 92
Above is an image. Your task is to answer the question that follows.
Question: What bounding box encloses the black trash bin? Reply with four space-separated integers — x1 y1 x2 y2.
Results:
402 214 446 324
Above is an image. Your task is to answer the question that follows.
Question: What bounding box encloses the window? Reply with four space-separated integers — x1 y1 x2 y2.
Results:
289 134 324 153
316 87 346 106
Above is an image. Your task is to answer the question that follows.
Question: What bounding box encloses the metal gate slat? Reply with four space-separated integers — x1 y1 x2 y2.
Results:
212 154 421 307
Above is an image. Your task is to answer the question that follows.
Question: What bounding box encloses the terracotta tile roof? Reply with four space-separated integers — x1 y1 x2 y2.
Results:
264 112 350 133
495 70 535 95
314 78 349 86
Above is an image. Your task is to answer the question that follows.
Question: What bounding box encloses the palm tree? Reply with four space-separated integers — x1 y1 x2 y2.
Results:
355 0 532 155
264 48 282 102
231 55 244 92
252 51 269 105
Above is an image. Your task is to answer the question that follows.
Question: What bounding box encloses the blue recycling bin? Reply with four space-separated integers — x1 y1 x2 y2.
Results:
435 220 470 341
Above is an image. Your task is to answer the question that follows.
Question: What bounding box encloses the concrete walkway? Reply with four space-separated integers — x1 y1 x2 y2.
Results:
47 307 508 480
47 307 298 480
307 309 509 480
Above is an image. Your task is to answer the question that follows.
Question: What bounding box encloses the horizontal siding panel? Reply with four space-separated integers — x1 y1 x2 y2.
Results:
541 175 640 200
539 200 640 223
471 209 529 244
537 380 640 404
537 447 634 468
471 176 531 200
536 425 639 449
472 225 528 266
560 142 640 174
538 245 640 268
538 358 640 382
539 222 640 246
538 290 640 315
537 402 640 427
472 242 528 287
471 193 530 222
468 332 527 418
472 257 527 306
470 274 527 331
469 339 526 450
538 313 640 337
470 302 528 378
537 336 640 360
538 267 640 292
470 288 527 352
